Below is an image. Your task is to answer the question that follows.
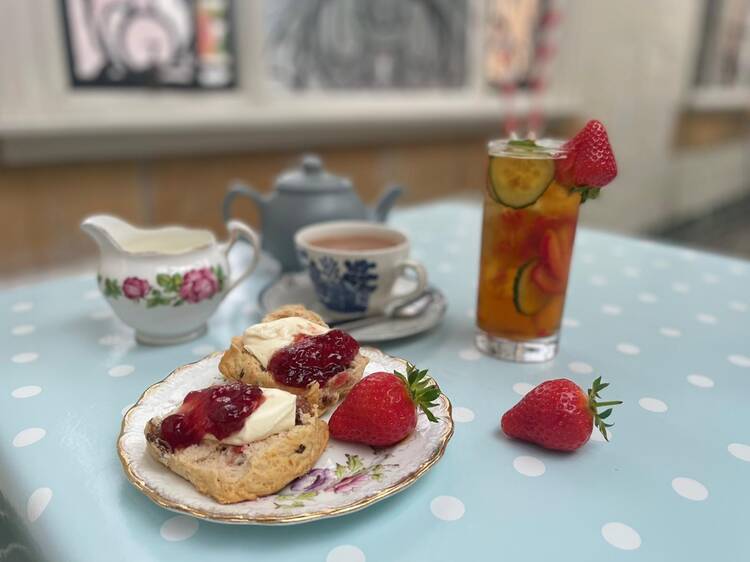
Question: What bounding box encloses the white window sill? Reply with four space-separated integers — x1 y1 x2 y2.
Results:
0 94 578 164
684 87 750 111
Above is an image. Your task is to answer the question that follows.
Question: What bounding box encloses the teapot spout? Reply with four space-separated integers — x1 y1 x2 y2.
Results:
80 214 134 254
372 185 403 222
223 181 267 222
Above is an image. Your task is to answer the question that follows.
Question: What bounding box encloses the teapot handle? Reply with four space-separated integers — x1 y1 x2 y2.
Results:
223 181 265 222
221 220 262 297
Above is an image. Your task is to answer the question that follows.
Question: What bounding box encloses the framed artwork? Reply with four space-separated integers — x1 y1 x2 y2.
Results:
265 0 469 91
61 0 236 89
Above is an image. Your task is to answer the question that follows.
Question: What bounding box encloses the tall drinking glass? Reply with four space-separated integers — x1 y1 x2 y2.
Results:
475 139 579 362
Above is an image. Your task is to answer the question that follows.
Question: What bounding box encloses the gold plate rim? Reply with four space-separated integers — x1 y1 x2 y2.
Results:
117 347 454 525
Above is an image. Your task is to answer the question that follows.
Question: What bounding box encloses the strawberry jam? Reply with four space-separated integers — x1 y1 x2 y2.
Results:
159 383 264 450
267 329 359 388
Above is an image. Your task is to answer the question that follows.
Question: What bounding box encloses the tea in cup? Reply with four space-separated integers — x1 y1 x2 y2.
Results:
294 221 427 316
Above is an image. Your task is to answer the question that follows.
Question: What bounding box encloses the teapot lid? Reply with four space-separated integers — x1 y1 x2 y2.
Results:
275 155 353 193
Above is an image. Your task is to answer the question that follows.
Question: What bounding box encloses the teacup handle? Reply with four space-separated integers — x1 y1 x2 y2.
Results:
386 259 428 309
221 220 261 297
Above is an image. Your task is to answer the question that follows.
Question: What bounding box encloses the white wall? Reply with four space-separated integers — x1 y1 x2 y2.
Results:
552 0 749 234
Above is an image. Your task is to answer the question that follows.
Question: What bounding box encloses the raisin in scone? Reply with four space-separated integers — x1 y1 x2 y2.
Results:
219 305 367 412
145 382 328 504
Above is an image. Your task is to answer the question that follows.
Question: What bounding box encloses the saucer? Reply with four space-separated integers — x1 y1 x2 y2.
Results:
259 272 447 342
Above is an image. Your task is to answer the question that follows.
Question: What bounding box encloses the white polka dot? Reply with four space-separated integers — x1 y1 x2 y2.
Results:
83 289 101 300
453 407 475 423
569 361 593 374
651 259 670 269
513 382 534 396
590 428 612 442
728 443 750 462
459 348 481 361
11 324 35 336
671 477 708 501
729 301 747 312
562 317 580 327
27 488 52 523
696 313 717 325
11 301 33 312
513 456 545 477
160 516 199 541
446 243 461 255
687 374 714 388
622 266 640 278
11 385 42 399
89 309 113 320
701 273 720 284
639 397 667 413
430 496 465 521
616 343 640 355
581 253 596 264
602 304 622 316
465 308 475 319
108 364 134 378
659 327 681 338
728 354 750 368
728 263 746 275
327 545 366 562
13 428 46 448
121 404 134 416
98 334 129 346
672 282 690 294
11 352 38 364
637 292 658 303
191 344 215 356
601 522 641 550
678 250 697 261
437 262 452 274
589 275 607 286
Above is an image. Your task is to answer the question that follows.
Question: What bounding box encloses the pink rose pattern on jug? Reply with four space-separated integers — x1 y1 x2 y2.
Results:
98 266 225 308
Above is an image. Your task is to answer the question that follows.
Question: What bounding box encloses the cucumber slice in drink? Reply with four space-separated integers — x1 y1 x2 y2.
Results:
488 156 555 209
513 259 552 315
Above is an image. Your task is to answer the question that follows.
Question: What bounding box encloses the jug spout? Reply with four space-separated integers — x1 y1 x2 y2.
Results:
80 214 135 254
372 185 403 222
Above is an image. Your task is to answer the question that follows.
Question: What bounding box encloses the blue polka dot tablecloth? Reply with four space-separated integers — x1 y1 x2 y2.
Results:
2 200 750 562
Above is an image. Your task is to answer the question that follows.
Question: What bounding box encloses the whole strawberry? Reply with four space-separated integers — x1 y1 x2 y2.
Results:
329 363 441 447
501 377 621 452
556 119 617 202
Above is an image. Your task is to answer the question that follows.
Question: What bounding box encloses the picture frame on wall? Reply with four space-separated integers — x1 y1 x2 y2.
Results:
60 0 237 89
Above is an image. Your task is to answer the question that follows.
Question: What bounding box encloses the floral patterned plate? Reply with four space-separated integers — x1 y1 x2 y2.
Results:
117 347 454 524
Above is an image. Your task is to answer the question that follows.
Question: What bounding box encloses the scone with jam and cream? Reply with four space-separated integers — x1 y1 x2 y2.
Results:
219 305 368 412
145 381 328 504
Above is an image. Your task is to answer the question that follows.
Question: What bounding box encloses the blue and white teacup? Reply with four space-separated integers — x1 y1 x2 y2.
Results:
295 221 428 316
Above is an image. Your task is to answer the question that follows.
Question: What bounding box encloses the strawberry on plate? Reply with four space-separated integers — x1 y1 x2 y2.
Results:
556 119 618 202
329 363 442 447
501 377 622 452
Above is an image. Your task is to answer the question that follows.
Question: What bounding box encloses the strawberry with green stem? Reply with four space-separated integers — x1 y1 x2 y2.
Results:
556 119 618 202
329 363 442 447
501 376 622 452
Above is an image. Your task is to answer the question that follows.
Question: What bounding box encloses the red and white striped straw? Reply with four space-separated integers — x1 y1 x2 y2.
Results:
526 1 562 139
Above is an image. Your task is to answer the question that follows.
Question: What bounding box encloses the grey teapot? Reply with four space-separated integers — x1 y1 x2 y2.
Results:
222 154 403 271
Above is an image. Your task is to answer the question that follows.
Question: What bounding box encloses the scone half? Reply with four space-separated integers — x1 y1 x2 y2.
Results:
145 398 328 504
219 305 367 412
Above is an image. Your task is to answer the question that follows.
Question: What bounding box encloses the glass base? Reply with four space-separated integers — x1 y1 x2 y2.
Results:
475 330 558 363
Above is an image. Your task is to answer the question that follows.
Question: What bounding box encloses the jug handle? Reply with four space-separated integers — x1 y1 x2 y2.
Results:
221 219 262 297
223 181 265 222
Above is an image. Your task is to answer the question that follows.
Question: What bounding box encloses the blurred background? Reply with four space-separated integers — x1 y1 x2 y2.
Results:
1 0 749 286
